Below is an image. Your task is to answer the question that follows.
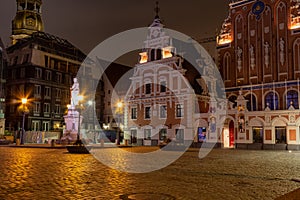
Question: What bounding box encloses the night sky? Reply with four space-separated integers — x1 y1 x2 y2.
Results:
0 0 229 60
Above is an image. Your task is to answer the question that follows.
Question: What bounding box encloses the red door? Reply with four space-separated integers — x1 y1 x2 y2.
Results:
229 120 234 147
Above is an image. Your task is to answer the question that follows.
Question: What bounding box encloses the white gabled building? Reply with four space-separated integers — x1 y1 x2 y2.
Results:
123 10 223 147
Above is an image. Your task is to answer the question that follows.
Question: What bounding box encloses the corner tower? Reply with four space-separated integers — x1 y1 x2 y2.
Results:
11 0 44 45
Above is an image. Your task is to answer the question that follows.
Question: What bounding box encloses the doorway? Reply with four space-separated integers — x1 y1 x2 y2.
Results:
130 130 137 145
223 120 235 148
275 127 286 144
253 127 263 143
229 120 235 147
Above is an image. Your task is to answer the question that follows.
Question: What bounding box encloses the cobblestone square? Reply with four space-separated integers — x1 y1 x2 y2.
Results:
0 147 299 199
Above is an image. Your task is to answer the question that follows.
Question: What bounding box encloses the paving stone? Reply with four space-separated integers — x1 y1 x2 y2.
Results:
0 147 300 199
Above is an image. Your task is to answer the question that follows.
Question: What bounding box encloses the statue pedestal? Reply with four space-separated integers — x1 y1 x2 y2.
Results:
61 108 83 142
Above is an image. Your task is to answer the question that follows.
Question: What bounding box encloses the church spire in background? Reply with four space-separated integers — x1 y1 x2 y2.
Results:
11 0 44 45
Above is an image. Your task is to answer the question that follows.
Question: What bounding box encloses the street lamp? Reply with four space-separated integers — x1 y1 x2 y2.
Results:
88 100 96 144
116 101 123 145
21 98 27 145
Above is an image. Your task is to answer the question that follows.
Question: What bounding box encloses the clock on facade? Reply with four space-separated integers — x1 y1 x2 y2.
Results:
252 0 265 20
26 16 36 27
152 29 160 38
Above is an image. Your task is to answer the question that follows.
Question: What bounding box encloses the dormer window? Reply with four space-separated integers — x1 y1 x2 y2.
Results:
139 52 148 63
162 47 173 59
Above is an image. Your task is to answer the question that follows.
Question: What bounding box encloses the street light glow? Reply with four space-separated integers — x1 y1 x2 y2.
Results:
117 101 123 108
78 95 83 101
21 98 27 104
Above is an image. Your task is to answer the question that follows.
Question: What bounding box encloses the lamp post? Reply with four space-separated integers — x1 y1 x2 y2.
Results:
21 98 27 145
116 101 123 145
88 100 96 144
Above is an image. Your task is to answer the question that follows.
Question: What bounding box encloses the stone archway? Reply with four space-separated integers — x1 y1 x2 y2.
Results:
223 117 235 148
249 118 265 143
272 118 288 144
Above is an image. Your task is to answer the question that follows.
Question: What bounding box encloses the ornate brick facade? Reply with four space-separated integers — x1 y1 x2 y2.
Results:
217 0 300 150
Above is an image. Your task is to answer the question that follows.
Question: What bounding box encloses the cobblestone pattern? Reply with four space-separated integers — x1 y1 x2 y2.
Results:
0 147 299 200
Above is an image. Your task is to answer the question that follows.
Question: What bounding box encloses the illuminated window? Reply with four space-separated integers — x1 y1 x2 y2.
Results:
265 92 278 110
145 106 151 119
131 107 137 119
55 104 61 114
32 121 40 131
176 104 184 117
33 102 41 113
139 52 148 63
45 87 51 99
287 90 299 109
162 47 173 59
43 121 50 131
44 103 50 113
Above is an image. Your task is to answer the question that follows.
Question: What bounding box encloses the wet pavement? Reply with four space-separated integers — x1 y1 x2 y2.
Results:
0 146 300 199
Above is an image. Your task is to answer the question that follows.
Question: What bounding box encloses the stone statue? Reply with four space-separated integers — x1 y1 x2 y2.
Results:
71 78 80 106
249 45 255 70
264 42 270 68
237 46 242 72
279 37 285 66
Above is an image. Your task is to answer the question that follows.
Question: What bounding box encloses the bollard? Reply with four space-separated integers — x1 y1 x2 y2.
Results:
51 139 55 147
16 138 20 146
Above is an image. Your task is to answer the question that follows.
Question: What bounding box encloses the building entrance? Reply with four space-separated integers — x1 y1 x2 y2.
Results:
131 130 137 145
275 127 286 144
229 120 234 147
253 127 263 143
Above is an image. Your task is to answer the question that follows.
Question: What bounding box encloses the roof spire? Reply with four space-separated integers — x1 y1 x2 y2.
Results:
154 1 160 18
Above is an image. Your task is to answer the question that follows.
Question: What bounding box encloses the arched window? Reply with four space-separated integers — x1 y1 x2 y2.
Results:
287 90 299 109
228 95 237 108
223 52 231 80
265 92 278 110
293 38 300 72
245 94 257 111
156 49 162 60
150 49 155 61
